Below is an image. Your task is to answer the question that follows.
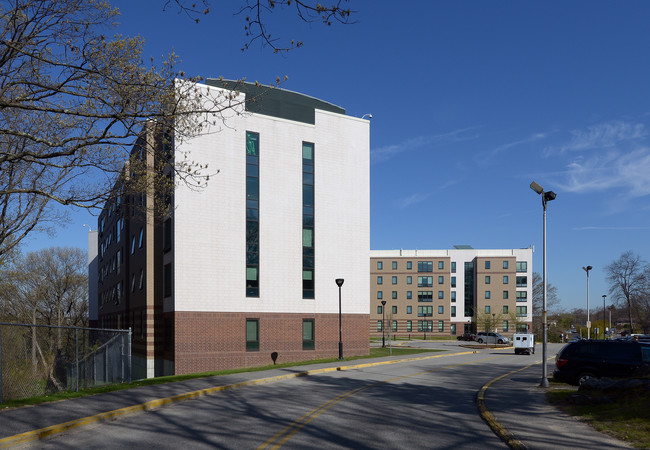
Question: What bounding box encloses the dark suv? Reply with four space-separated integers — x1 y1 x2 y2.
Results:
553 340 650 385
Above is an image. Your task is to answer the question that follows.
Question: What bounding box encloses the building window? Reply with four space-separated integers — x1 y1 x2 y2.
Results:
407 305 412 314
418 261 432 272
516 306 527 316
503 305 509 314
163 218 172 252
392 261 397 270
438 276 444 284
377 305 383 314
377 276 383 285
246 319 259 351
451 323 456 335
516 291 527 301
131 236 136 254
407 320 412 332
485 276 490 284
139 268 144 290
438 261 444 270
516 261 527 272
451 306 456 317
247 131 260 298
503 275 509 284
406 276 413 285
451 262 456 273
377 291 383 299
503 260 509 269
302 319 315 350
377 320 383 331
418 320 432 332
503 290 509 299
503 321 509 332
485 260 490 269
438 291 444 299
392 291 397 299
377 261 383 270
418 306 433 317
138 227 144 249
451 276 456 288
438 305 444 314
407 261 412 270
438 321 444 332
302 141 315 299
163 263 172 297
392 276 397 285
418 276 433 287
451 291 456 302
407 291 412 299
392 320 397 332
485 290 491 299
418 291 433 302
485 305 491 314
516 276 527 287
392 305 397 314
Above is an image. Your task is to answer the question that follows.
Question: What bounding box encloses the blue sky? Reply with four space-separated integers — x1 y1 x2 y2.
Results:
23 1 650 312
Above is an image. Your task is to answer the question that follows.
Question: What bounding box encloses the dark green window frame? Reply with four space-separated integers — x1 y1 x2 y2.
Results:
302 319 315 350
246 319 259 351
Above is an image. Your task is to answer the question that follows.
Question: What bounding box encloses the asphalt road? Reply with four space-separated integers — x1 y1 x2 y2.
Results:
15 345 555 449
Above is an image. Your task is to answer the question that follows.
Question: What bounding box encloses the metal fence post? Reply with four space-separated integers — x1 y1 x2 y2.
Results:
75 328 79 392
127 328 132 383
0 324 3 404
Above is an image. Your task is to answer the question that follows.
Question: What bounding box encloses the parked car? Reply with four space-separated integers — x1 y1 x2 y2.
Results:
553 339 650 385
456 333 476 341
476 332 510 344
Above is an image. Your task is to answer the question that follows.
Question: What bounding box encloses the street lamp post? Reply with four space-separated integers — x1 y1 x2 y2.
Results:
336 278 344 360
602 294 607 339
530 181 556 388
582 266 592 339
381 300 386 348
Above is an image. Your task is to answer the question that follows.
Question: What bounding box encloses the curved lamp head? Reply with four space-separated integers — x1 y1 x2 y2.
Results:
335 278 344 287
582 266 593 273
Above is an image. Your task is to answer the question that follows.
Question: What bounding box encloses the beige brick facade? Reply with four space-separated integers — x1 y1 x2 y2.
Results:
370 249 533 340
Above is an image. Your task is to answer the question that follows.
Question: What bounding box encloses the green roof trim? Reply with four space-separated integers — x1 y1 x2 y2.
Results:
206 79 346 124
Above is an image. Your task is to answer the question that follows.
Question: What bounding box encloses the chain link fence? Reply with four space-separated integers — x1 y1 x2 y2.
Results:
0 322 131 403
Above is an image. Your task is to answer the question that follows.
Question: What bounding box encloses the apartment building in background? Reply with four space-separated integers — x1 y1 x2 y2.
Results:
370 247 533 339
95 80 370 378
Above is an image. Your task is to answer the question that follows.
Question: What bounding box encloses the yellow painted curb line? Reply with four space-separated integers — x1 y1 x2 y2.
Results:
477 355 555 450
0 350 478 448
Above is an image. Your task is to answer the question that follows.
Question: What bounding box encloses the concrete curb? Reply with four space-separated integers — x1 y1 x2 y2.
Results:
476 362 537 449
0 350 476 447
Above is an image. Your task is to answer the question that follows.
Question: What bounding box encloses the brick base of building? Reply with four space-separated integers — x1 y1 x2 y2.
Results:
167 311 369 375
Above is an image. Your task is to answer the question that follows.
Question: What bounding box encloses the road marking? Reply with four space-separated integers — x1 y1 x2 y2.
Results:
0 349 484 448
257 354 509 449
476 355 555 450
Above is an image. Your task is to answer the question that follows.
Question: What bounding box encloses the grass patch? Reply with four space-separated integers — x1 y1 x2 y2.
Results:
547 385 650 449
1 347 441 409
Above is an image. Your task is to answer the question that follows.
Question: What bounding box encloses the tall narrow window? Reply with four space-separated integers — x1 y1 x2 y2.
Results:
302 142 315 299
246 319 259 351
246 132 260 297
163 263 172 297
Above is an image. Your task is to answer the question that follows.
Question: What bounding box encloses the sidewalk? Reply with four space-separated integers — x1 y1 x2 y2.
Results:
0 352 632 449
485 363 632 449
